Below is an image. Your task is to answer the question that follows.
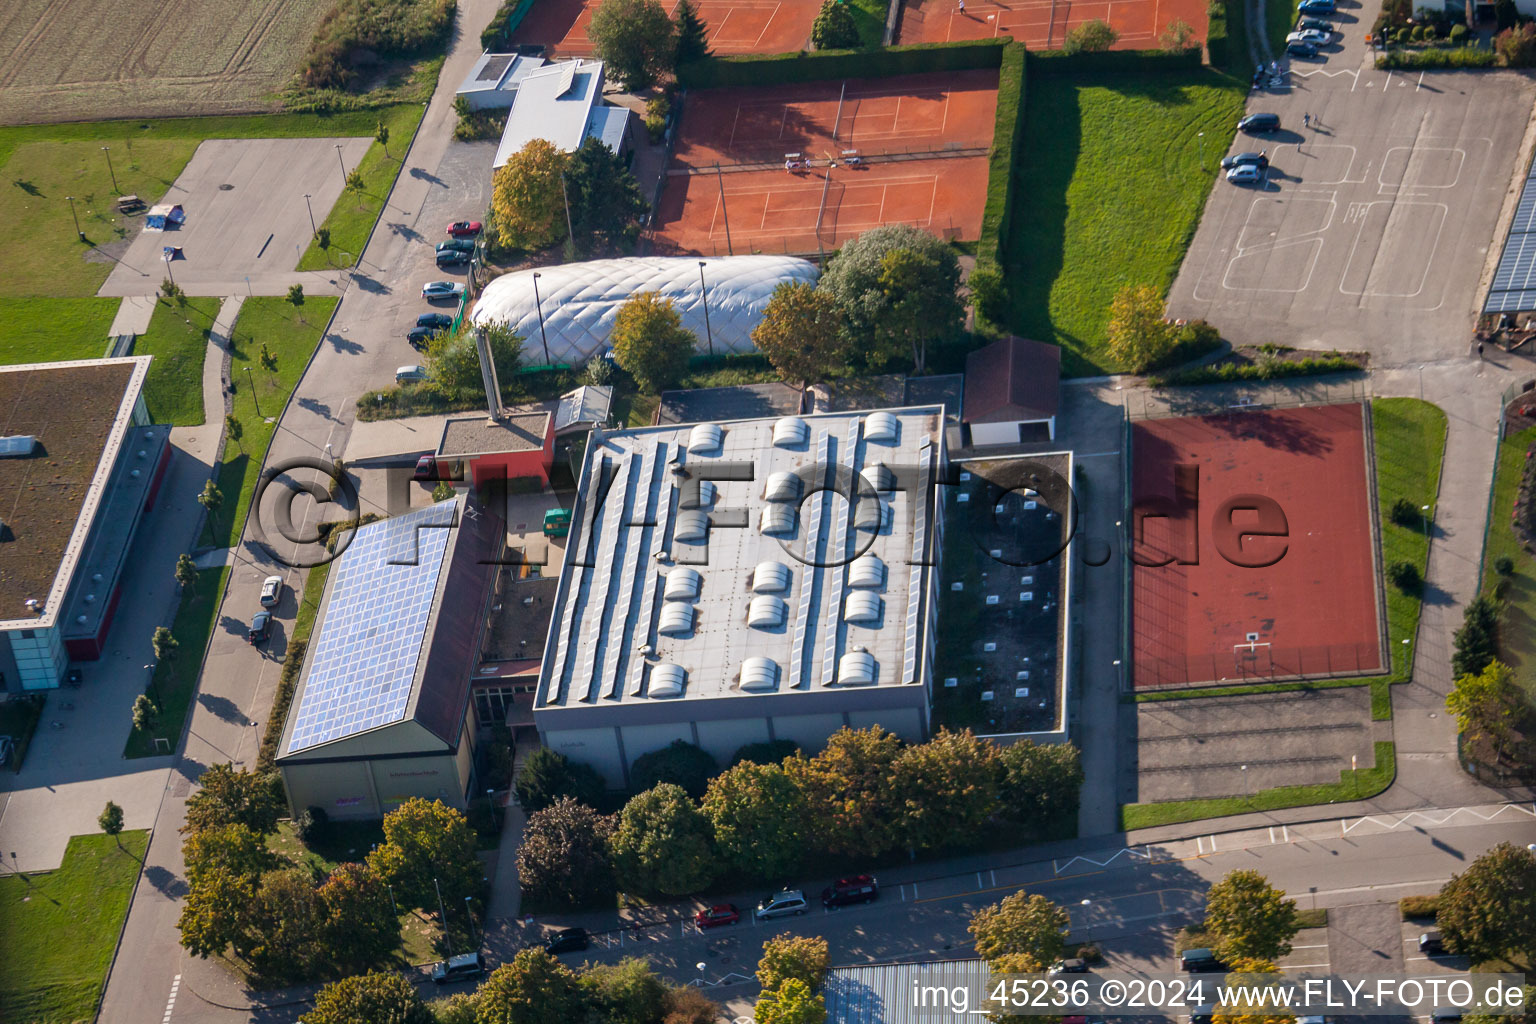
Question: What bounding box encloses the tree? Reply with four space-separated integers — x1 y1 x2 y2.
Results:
259 341 278 371
1452 595 1501 679
1447 660 1523 758
366 798 482 913
345 168 366 192
1204 870 1300 961
1496 23 1536 66
132 694 158 731
785 726 904 857
890 729 1000 851
609 784 717 895
317 862 400 973
968 891 1070 964
1494 0 1518 30
1160 18 1197 50
756 934 829 992
514 748 606 812
425 323 525 396
178 867 256 959
730 739 799 766
663 985 721 1024
516 797 617 908
175 552 199 589
99 800 125 844
183 764 285 837
811 0 859 48
476 949 591 1024
225 414 244 452
1106 283 1175 372
630 740 718 798
491 139 573 251
674 0 711 64
588 0 676 90
609 291 697 393
754 978 826 1024
997 741 1084 824
819 225 963 370
197 479 224 512
873 246 963 372
564 138 649 250
968 264 1008 325
1063 18 1118 52
582 958 668 1024
1213 958 1293 1024
183 823 273 887
983 953 1053 1024
309 971 432 1024
152 625 179 663
701 759 809 880
288 282 305 304
246 867 322 978
433 993 481 1024
751 281 850 390
1437 842 1536 964
376 120 391 157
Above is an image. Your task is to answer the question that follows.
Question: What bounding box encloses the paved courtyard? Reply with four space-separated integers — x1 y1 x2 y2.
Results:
1169 31 1536 364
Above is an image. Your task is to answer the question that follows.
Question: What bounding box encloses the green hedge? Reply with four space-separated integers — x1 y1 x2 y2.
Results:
978 42 1028 266
482 0 536 47
1027 46 1203 76
1149 356 1363 386
258 639 308 770
1375 46 1497 67
677 37 1008 88
1207 0 1231 69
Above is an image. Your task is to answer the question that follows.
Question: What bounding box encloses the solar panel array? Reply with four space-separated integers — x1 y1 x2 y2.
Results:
1486 159 1536 314
284 502 457 754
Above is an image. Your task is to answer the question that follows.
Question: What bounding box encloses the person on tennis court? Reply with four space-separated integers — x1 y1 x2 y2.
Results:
958 0 966 13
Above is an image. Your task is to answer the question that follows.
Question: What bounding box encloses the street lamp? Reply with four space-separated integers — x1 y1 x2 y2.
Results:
698 261 715 357
102 146 119 192
1240 764 1250 802
1197 131 1206 170
531 272 551 366
335 144 348 182
464 896 477 945
65 195 84 242
1080 898 1092 945
244 365 262 418
303 193 316 236
695 962 708 986
162 249 175 289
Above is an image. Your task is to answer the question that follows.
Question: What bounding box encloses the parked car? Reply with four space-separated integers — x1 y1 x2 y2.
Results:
1226 164 1266 185
432 952 486 984
417 312 454 330
414 455 464 482
1418 931 1445 955
247 610 272 645
407 326 440 349
1286 39 1319 57
545 927 588 954
1221 151 1268 170
1180 948 1228 973
436 248 470 267
821 874 879 909
1297 16 1333 30
1238 112 1282 133
695 904 740 929
437 239 475 254
259 575 282 607
422 281 465 301
1289 26 1330 42
1190 1006 1216 1024
1049 959 1089 975
1429 1010 1463 1024
1297 0 1335 14
395 365 429 384
755 889 809 920
447 220 483 238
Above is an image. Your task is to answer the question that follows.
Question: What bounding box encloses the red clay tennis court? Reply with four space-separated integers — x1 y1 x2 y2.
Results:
896 0 1207 49
512 0 819 55
652 70 999 255
1130 403 1386 690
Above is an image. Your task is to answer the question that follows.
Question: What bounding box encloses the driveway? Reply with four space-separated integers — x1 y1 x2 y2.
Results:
1169 25 1536 364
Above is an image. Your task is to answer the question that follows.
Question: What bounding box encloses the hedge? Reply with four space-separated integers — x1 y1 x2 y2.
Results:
258 638 308 770
1149 356 1363 386
482 0 536 48
1027 46 1203 76
977 42 1028 266
1207 0 1232 69
1375 46 1497 68
676 37 1008 89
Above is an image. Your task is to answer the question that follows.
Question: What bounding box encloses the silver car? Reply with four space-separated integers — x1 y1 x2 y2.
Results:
754 889 809 919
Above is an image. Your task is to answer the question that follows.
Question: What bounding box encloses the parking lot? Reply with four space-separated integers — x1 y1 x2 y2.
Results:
1169 20 1536 363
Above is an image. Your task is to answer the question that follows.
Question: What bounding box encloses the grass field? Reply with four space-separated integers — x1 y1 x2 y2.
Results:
125 567 229 758
136 296 221 426
0 830 150 1024
0 0 332 125
0 297 119 364
1482 424 1536 703
200 295 340 549
1002 70 1246 376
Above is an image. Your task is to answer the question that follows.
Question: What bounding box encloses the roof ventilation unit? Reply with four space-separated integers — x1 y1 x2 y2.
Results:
648 663 687 698
863 412 898 444
688 423 723 454
760 504 797 536
837 651 877 685
773 416 809 447
747 595 787 629
847 554 886 589
843 591 883 624
679 479 717 509
853 497 889 532
764 471 802 502
673 509 709 542
860 463 894 492
0 436 37 457
739 657 780 692
664 567 702 600
752 560 790 593
657 601 695 635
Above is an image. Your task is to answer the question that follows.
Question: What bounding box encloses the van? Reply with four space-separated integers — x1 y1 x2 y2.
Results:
543 507 572 537
396 365 429 384
755 889 809 920
1238 113 1281 133
1179 948 1227 973
432 952 486 984
1418 931 1444 955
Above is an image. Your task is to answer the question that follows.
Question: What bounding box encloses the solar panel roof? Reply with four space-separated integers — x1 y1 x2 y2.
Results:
284 501 459 754
1485 160 1536 314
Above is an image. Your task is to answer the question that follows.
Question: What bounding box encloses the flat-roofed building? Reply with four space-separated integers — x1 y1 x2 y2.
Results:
533 407 948 786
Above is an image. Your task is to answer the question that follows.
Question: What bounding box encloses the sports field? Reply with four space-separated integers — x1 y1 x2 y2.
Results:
654 70 998 254
0 0 332 124
1130 402 1385 689
513 0 822 55
896 0 1207 48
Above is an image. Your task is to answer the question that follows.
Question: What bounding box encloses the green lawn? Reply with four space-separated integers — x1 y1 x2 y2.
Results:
1481 424 1536 703
1002 70 1247 375
297 104 429 271
294 559 332 644
849 0 892 46
0 831 150 1024
1374 398 1449 681
125 567 229 758
0 297 121 364
135 296 221 426
199 295 339 549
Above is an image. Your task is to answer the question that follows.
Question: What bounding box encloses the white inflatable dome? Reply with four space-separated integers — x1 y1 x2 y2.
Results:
469 255 819 365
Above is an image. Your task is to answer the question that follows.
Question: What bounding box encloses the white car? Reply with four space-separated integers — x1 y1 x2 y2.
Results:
421 281 465 301
1288 27 1330 44
1226 164 1265 185
396 365 429 383
259 575 283 607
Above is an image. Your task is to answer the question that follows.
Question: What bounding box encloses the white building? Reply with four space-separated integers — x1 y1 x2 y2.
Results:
470 254 819 366
533 407 948 786
455 52 546 110
492 59 633 169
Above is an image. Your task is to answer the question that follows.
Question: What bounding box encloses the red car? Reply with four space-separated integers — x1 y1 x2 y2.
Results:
447 220 482 238
694 904 740 929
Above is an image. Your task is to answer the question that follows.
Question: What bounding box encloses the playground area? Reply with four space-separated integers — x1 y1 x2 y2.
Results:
511 0 819 55
653 70 998 254
1130 402 1385 689
895 0 1206 49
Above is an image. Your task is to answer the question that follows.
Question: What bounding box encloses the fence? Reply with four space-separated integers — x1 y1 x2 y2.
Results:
1133 641 1385 689
1124 375 1372 420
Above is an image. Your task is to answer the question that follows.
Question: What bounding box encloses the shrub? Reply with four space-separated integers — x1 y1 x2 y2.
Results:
811 0 860 48
315 227 331 249
287 283 305 305
1399 894 1440 920
1387 560 1421 592
1449 23 1468 42
1390 496 1420 526
1495 555 1515 577
1063 18 1118 53
1410 25 1425 41
644 93 670 141
299 0 456 90
968 264 1008 324
677 37 1008 89
297 805 328 843
1422 25 1437 41
482 0 522 47
1496 23 1536 66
